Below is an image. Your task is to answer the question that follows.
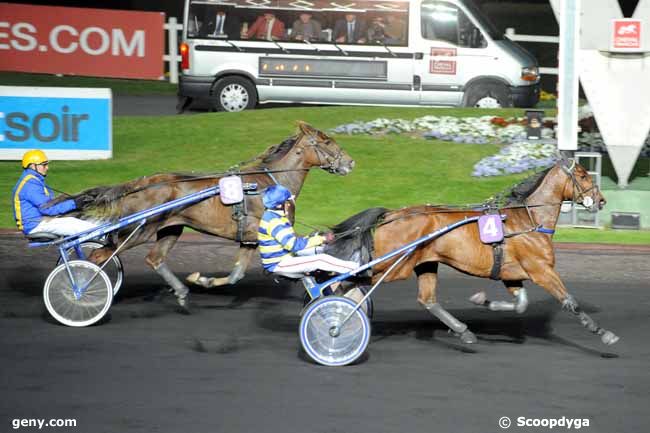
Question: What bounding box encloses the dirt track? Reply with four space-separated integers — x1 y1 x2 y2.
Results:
0 233 648 433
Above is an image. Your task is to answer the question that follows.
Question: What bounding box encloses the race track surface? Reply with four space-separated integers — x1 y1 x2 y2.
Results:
1 233 648 433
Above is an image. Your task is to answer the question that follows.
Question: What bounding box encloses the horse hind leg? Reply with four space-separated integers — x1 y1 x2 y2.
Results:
187 243 256 288
415 262 477 344
145 226 191 314
469 280 529 314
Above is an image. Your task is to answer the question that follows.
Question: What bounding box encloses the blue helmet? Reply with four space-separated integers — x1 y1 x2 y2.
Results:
263 184 292 209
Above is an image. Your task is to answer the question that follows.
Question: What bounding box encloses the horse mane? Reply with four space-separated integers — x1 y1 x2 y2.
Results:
497 166 554 206
327 207 389 268
238 136 298 169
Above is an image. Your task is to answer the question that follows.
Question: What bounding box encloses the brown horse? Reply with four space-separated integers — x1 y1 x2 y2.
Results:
328 158 619 346
56 122 354 311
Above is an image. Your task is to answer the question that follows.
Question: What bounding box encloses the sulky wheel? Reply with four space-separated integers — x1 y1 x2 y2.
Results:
56 241 123 295
302 284 374 318
299 296 371 367
43 260 113 327
340 285 373 319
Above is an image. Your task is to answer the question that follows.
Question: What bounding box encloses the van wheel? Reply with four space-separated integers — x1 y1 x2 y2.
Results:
211 77 257 112
464 82 512 108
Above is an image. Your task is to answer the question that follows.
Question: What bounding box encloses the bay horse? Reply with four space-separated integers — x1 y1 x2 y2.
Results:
51 122 354 311
327 158 619 346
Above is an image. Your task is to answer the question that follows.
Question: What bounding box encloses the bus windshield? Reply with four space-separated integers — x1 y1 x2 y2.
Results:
460 0 502 40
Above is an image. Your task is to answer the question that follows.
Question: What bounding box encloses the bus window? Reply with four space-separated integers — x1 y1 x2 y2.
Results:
186 0 408 46
421 1 486 48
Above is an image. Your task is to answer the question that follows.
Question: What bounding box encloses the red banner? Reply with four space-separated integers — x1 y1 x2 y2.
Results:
0 3 165 80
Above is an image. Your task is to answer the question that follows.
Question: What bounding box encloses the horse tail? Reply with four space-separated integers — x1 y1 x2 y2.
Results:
44 180 144 222
327 207 388 265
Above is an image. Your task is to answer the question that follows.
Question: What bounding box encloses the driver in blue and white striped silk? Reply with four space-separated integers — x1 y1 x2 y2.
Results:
258 184 358 276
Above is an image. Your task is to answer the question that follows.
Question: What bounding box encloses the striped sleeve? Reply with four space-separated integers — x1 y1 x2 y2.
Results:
270 217 323 252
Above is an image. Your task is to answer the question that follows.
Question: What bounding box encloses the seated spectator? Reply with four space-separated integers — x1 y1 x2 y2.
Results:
246 12 285 41
291 12 322 42
384 15 407 45
205 7 241 39
187 12 202 37
367 16 387 44
334 14 367 44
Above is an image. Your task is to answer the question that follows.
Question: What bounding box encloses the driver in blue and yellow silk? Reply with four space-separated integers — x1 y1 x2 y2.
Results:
258 184 358 275
12 150 97 237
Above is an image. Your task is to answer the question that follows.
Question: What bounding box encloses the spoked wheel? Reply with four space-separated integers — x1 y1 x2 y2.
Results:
299 296 371 367
339 285 373 319
302 284 374 318
44 260 113 327
56 241 123 295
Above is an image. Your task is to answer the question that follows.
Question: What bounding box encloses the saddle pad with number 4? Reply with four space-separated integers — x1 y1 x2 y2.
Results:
478 214 507 244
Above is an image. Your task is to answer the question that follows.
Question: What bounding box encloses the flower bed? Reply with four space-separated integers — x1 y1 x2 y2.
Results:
472 140 558 177
330 112 650 176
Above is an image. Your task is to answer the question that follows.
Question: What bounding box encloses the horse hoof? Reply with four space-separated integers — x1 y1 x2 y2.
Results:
187 273 211 288
469 291 487 306
601 331 619 345
176 296 191 315
186 272 201 284
459 330 477 344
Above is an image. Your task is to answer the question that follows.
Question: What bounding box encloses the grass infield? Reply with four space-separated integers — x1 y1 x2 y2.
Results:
0 90 647 243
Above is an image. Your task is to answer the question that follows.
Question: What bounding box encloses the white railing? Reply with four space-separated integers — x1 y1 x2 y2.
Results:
164 17 183 84
505 28 559 76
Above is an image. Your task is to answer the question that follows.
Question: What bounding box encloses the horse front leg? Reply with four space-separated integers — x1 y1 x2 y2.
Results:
528 265 619 345
415 262 477 344
187 243 257 288
469 280 529 313
145 226 190 314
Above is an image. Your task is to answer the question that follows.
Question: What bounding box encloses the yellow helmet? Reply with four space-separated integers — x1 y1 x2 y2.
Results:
21 150 48 169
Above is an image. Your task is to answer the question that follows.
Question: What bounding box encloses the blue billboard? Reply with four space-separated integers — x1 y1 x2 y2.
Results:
0 86 112 160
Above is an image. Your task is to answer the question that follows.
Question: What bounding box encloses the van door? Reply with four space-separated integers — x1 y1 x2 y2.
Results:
414 0 493 106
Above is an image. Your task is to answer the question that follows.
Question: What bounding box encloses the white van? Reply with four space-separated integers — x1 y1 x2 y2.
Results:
178 0 540 112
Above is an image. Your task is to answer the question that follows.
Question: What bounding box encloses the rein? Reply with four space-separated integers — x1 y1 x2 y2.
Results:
92 167 311 204
327 202 564 240
328 160 590 240
97 131 346 203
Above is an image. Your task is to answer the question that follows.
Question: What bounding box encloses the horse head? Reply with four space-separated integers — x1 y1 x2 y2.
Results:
558 158 606 211
294 121 355 175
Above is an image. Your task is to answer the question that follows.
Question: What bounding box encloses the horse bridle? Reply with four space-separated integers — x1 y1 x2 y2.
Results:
303 134 346 173
560 159 600 209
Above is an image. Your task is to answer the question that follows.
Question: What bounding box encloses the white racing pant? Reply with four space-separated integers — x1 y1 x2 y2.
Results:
29 217 99 237
273 253 359 276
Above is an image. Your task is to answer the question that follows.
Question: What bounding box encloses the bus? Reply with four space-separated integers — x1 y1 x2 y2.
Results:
178 0 540 112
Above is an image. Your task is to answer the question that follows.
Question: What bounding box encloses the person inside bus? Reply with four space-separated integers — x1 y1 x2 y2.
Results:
367 16 387 44
187 9 203 37
12 150 97 237
258 185 358 277
291 12 322 42
384 14 407 44
246 12 285 41
334 14 367 44
206 7 241 39
367 15 406 45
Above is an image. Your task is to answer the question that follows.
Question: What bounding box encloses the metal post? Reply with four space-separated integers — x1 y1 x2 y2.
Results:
166 16 180 84
553 0 581 151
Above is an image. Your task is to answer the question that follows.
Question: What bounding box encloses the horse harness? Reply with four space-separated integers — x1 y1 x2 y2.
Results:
304 135 346 173
485 159 593 280
228 136 344 243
